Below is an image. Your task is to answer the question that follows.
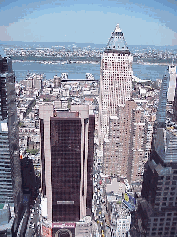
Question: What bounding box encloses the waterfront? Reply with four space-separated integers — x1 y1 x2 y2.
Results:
12 60 168 82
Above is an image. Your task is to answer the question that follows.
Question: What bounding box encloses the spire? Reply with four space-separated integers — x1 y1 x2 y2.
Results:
114 24 122 33
105 24 129 52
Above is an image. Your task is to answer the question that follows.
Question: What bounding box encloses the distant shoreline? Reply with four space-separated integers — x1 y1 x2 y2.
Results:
10 56 101 62
12 58 176 67
12 59 100 65
132 62 177 66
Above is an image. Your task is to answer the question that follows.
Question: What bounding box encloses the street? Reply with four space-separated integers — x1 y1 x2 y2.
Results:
25 195 41 237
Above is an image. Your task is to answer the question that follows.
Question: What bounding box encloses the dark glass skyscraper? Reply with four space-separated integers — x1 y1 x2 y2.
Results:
39 104 94 236
50 115 82 222
0 56 23 235
0 56 22 207
130 67 177 237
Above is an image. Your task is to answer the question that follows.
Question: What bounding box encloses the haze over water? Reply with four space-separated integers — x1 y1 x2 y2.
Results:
0 42 172 81
12 60 168 82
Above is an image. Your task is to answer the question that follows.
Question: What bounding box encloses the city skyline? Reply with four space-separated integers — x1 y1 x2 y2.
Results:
0 21 176 235
0 0 177 46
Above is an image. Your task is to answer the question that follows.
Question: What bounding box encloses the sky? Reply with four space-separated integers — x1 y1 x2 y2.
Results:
0 0 177 46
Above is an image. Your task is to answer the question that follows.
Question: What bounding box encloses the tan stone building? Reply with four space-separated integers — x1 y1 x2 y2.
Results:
103 100 147 184
99 24 133 143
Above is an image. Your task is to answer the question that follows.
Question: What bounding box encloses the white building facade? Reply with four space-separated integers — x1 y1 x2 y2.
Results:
116 215 131 237
167 65 177 102
99 24 133 141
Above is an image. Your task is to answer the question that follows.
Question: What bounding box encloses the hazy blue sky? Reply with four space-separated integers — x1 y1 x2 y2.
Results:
0 0 177 45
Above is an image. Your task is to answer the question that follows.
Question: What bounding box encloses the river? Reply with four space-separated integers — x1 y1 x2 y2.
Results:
12 60 168 82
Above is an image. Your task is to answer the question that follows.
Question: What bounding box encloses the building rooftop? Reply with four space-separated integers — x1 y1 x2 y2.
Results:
148 159 172 176
105 24 129 52
0 204 14 232
155 127 177 163
106 178 125 196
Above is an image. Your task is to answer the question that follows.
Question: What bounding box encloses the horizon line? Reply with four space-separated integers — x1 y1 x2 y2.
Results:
0 40 177 48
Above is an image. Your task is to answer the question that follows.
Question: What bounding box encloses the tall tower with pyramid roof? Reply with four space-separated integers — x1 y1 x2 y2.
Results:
99 24 133 141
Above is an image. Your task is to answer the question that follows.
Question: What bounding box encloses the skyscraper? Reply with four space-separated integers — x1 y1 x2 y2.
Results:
0 56 23 235
99 24 147 186
139 125 177 237
103 100 147 183
156 66 177 126
39 104 94 236
156 70 170 126
99 24 133 141
130 68 177 237
167 65 176 102
0 56 22 207
103 100 136 178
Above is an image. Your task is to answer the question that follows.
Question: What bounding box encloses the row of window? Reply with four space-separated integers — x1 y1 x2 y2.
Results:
150 231 176 236
152 217 177 222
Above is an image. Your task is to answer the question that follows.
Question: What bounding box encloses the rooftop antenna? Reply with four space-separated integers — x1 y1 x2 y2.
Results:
114 24 122 33
171 58 174 66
